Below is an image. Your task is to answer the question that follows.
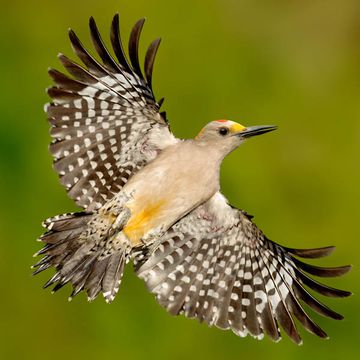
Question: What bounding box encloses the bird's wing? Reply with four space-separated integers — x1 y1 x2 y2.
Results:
46 14 177 211
136 192 351 344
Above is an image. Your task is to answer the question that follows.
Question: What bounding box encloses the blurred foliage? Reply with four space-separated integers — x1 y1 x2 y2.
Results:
0 0 359 359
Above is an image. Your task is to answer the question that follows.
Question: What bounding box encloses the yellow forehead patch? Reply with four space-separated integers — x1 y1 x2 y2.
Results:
229 122 246 133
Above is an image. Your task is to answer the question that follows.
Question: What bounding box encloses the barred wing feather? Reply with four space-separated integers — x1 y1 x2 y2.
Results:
136 193 351 344
46 14 175 211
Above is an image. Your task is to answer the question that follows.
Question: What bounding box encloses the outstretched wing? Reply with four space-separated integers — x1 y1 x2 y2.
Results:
46 14 177 211
136 192 351 344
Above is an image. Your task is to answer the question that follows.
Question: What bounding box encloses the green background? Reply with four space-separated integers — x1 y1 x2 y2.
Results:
0 0 358 359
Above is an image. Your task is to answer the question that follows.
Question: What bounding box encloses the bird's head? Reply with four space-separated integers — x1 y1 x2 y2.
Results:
195 120 277 154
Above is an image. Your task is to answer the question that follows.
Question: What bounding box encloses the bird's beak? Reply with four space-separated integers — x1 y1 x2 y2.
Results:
236 125 277 138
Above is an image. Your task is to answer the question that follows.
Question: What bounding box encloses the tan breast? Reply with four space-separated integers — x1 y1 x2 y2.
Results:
121 141 223 246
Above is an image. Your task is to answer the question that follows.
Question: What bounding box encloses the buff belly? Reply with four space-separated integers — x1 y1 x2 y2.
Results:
119 141 221 246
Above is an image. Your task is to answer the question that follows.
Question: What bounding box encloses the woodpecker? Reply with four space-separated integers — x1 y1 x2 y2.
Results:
34 14 351 344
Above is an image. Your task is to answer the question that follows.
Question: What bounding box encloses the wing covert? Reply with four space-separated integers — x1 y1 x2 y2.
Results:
136 192 351 344
46 14 176 211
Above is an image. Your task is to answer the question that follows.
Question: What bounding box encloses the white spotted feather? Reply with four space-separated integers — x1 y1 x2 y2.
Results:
136 192 351 344
46 15 176 211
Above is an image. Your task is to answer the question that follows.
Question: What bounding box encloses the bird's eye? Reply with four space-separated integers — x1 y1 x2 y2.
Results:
218 127 229 136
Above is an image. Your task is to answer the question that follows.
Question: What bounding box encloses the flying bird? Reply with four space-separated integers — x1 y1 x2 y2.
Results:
33 13 351 344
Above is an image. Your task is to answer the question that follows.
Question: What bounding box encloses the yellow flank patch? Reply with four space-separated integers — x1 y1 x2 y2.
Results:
123 199 167 245
230 122 246 133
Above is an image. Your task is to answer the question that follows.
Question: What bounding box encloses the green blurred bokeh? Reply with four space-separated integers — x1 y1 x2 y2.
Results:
0 0 359 358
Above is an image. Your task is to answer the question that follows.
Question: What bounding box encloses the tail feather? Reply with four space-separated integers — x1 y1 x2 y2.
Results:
102 252 126 303
33 212 129 302
69 256 99 299
42 212 91 231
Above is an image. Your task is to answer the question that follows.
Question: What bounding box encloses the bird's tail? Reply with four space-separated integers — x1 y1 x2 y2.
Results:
33 212 130 302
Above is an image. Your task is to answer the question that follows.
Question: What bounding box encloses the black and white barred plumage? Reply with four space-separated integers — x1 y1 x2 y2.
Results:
34 14 351 344
46 15 170 211
136 193 350 344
